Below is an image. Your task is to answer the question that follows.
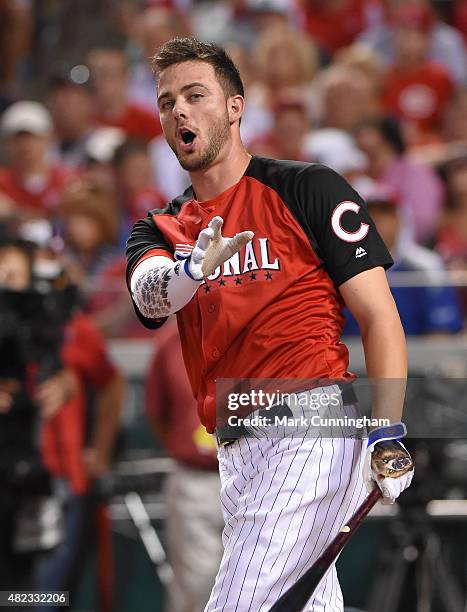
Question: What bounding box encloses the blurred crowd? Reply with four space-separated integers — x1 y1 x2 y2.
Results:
1 1 467 610
0 0 467 337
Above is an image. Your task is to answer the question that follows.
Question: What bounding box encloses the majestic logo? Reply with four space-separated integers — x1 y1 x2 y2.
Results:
355 246 367 258
331 201 370 243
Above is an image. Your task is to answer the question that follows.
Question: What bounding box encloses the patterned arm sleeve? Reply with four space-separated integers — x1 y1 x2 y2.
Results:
126 214 174 328
130 255 202 319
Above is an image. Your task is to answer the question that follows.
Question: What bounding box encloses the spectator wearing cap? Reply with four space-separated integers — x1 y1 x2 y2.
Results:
343 180 463 336
354 116 444 244
358 0 467 87
47 66 97 169
0 101 76 219
381 5 455 144
87 47 162 142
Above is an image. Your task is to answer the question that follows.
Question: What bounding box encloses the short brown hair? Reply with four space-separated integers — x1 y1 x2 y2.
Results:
152 37 244 99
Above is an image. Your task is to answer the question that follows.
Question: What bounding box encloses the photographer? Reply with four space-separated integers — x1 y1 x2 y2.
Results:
0 225 124 610
0 230 77 591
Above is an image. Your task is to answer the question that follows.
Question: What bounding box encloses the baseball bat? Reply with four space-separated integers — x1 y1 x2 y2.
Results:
269 487 382 612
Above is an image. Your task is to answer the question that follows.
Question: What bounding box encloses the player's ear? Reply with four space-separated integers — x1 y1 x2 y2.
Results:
227 95 245 125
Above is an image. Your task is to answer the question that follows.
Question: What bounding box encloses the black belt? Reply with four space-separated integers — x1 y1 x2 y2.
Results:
215 383 358 447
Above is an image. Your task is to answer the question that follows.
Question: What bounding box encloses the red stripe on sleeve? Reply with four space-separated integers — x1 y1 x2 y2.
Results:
131 248 174 280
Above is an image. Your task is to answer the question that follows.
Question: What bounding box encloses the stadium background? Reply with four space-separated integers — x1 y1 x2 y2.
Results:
1 1 467 611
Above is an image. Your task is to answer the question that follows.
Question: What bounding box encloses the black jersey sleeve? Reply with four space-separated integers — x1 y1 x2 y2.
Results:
125 213 174 329
296 165 393 287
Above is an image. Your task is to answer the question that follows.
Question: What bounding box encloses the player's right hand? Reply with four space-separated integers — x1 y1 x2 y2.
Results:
363 422 414 505
187 216 254 280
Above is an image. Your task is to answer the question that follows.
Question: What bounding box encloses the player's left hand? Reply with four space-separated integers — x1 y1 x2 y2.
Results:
363 422 414 505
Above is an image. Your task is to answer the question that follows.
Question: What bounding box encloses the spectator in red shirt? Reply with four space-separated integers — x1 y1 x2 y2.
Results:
0 101 75 219
87 47 162 142
145 319 223 612
37 309 124 612
40 311 124 495
382 5 455 143
358 0 467 87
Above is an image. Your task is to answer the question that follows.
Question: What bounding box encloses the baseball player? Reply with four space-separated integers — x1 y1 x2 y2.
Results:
126 38 414 611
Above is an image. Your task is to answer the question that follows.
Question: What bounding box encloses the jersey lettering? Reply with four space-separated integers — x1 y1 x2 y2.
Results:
243 241 260 273
259 238 280 270
223 253 241 276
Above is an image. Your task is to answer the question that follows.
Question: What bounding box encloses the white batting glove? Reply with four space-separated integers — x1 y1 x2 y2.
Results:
363 422 414 505
183 216 254 280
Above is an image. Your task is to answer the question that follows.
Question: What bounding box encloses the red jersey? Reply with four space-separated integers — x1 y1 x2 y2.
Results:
96 103 162 142
41 313 117 493
126 157 392 432
382 61 454 133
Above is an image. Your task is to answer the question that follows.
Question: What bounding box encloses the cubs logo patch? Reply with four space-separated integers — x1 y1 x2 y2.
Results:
331 201 370 243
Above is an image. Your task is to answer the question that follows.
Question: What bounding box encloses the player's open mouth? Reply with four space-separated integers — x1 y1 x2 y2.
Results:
179 128 197 152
